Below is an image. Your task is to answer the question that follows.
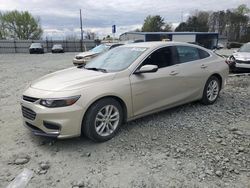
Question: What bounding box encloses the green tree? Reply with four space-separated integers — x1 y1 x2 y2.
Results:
175 11 209 32
0 12 7 39
141 15 172 32
163 23 172 32
175 22 187 32
235 4 250 15
1 10 43 39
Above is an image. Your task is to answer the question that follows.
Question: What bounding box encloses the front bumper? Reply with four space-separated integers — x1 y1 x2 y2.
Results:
73 58 86 66
21 98 84 139
235 62 250 69
52 49 64 53
29 49 44 54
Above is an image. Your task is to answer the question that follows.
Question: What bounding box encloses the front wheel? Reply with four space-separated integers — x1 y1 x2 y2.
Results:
82 98 123 142
201 76 220 105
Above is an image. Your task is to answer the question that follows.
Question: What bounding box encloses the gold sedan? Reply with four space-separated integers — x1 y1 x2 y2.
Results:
21 42 229 142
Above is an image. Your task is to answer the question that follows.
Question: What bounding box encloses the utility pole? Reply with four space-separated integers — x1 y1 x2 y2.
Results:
80 9 83 52
181 11 183 23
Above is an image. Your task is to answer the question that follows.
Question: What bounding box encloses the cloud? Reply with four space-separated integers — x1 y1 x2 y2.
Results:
0 0 249 39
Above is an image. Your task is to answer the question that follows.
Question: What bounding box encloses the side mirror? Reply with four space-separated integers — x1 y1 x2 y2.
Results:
134 65 158 74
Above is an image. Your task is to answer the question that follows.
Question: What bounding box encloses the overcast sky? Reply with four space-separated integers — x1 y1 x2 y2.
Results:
0 0 250 39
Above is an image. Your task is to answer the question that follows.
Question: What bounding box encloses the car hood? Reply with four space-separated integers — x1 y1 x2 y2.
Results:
76 51 98 58
31 67 115 91
233 52 250 61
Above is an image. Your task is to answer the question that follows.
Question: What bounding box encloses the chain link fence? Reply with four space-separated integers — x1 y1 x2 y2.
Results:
0 39 97 53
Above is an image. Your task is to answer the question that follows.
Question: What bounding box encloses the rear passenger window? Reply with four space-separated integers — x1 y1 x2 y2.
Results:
198 49 210 59
176 46 200 63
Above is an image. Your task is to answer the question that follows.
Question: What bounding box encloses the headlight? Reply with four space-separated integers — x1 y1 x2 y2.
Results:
39 95 80 108
226 56 235 66
83 56 92 61
75 56 83 59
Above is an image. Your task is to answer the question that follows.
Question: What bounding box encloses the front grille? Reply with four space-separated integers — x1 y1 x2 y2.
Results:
75 56 83 60
236 60 250 64
22 106 36 120
23 95 39 103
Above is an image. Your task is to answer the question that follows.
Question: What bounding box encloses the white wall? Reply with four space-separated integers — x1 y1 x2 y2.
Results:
172 35 196 43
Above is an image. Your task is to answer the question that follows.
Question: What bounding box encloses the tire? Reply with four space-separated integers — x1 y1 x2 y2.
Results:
82 98 123 142
201 76 220 105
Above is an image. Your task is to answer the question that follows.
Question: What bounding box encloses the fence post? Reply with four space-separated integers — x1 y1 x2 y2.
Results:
14 39 17 53
65 40 68 52
75 40 77 52
83 40 87 51
46 39 48 53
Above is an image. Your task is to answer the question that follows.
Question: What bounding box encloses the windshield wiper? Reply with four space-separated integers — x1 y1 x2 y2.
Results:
85 67 107 73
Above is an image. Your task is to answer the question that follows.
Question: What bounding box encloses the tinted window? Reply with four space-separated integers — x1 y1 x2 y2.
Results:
142 47 176 68
176 46 200 63
198 49 210 59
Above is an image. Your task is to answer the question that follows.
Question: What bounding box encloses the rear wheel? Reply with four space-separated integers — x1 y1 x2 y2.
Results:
201 76 220 105
82 98 123 142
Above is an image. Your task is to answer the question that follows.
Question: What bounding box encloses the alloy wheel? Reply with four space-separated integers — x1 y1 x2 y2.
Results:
207 80 219 102
95 105 120 137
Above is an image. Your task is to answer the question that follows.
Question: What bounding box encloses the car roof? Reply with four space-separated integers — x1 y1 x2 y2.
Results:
31 43 42 45
103 43 122 46
122 41 203 49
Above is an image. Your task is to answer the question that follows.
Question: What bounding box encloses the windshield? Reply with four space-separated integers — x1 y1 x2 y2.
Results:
90 44 109 53
53 44 62 48
238 43 250 52
85 47 147 72
30 43 42 48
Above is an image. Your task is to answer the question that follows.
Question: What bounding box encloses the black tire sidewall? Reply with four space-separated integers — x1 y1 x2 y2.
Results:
202 76 220 105
83 98 123 142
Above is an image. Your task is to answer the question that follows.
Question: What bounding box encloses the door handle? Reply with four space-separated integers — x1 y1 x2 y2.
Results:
201 64 208 69
170 70 179 76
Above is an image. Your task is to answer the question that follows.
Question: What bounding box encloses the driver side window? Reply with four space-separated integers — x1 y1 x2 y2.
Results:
142 47 176 68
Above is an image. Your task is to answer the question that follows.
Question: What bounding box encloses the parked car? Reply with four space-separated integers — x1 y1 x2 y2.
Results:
216 43 224 49
73 43 123 66
52 44 64 53
226 42 243 49
29 43 44 54
226 42 250 72
21 42 229 142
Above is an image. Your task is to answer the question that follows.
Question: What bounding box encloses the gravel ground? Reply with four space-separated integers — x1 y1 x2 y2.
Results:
0 53 249 188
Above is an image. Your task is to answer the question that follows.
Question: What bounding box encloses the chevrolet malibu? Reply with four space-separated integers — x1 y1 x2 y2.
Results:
21 42 229 142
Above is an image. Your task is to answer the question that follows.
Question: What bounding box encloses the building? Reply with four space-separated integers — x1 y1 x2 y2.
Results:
119 32 219 49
